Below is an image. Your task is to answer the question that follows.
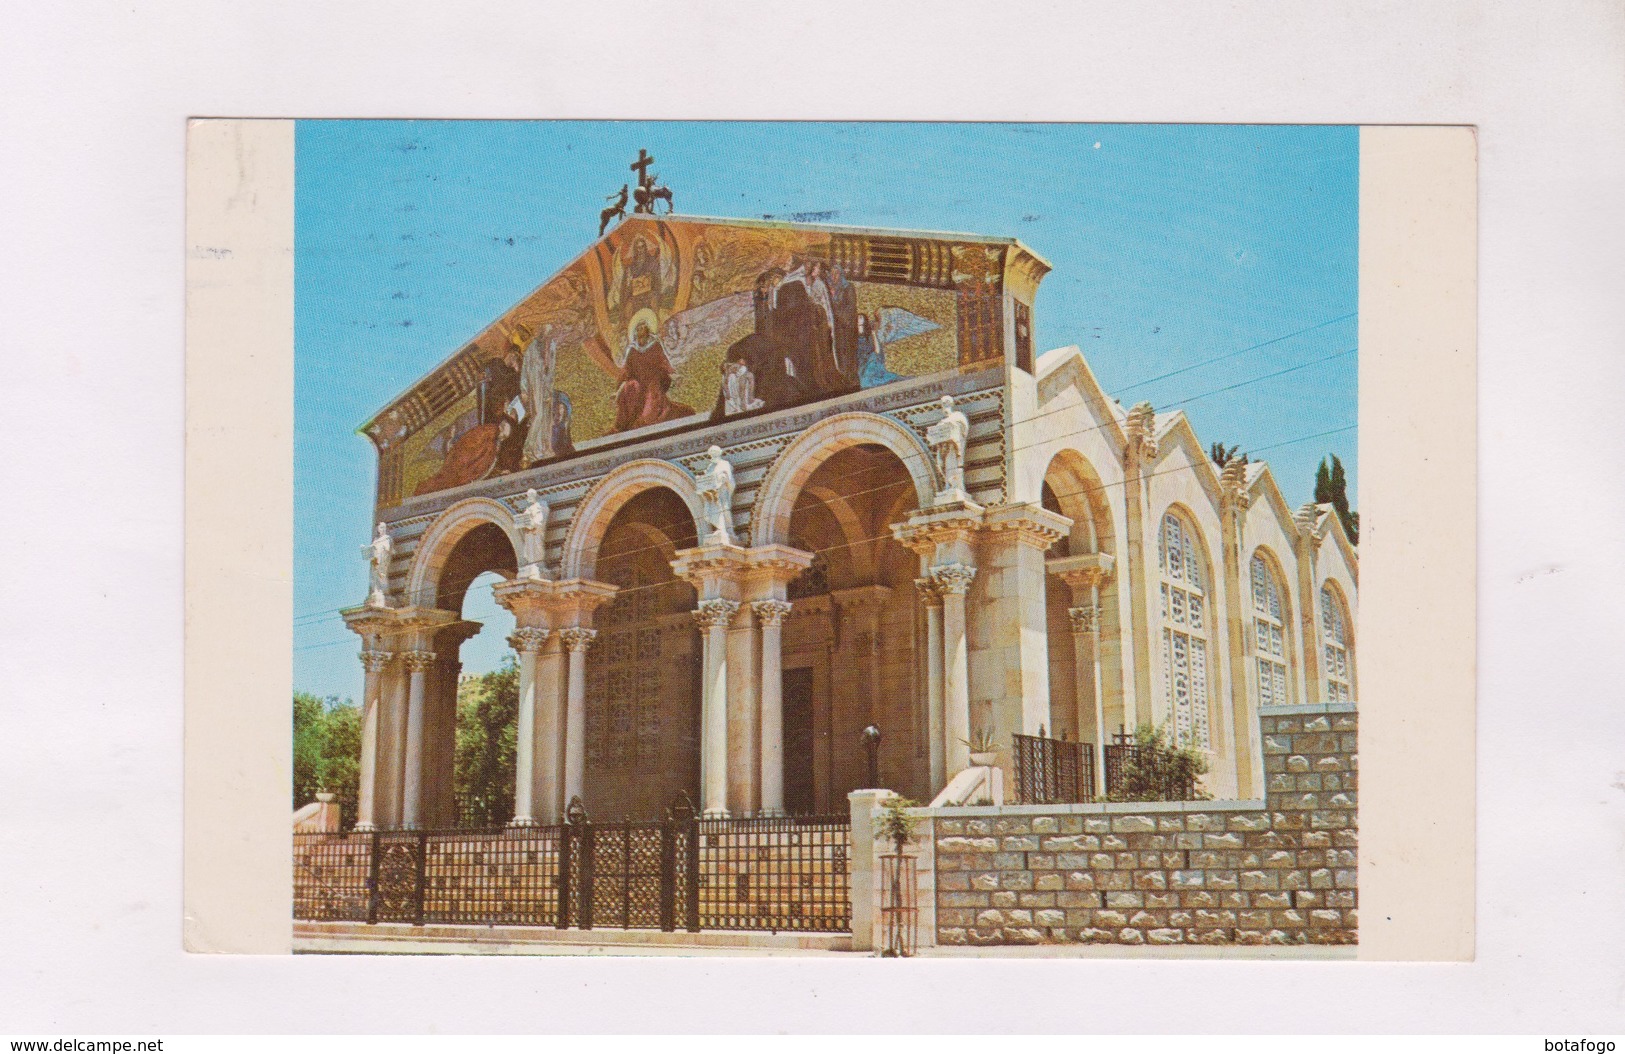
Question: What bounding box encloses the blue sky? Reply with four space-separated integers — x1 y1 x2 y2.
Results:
294 121 1358 703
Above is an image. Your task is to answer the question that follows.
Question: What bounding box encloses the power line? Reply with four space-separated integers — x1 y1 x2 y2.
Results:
291 312 1357 625
291 418 1353 655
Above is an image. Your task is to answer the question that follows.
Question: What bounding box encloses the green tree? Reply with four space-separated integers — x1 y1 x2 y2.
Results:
292 691 362 826
453 659 519 827
1106 723 1210 802
292 691 326 809
1313 454 1360 544
320 699 362 829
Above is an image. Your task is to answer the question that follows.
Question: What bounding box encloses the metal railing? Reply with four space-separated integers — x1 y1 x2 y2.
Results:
1011 728 1095 804
293 799 851 934
1103 731 1196 802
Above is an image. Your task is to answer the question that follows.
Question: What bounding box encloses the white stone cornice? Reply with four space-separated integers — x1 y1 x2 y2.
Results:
1046 551 1116 590
981 501 1073 552
890 497 987 555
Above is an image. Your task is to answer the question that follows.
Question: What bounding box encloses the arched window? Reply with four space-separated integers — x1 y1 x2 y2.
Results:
1158 511 1211 749
1320 582 1354 704
1250 551 1291 708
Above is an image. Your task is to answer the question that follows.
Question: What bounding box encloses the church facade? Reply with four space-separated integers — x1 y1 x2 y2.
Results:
341 212 1359 832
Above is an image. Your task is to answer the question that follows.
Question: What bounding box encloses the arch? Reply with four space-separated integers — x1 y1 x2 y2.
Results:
1248 545 1297 709
406 496 523 607
802 481 875 582
750 412 936 546
559 458 707 581
1040 446 1115 557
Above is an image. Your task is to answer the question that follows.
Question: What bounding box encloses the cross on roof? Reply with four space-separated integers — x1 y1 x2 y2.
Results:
630 149 656 187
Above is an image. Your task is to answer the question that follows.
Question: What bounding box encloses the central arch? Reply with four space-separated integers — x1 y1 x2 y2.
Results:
750 412 937 547
559 458 708 581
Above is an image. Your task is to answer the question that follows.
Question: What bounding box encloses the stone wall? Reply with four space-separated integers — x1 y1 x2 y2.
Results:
929 703 1357 947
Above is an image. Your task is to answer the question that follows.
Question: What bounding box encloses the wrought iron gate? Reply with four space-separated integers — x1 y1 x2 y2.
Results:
293 797 850 934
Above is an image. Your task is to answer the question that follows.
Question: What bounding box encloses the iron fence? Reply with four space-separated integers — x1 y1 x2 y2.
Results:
1011 728 1095 804
695 814 851 933
293 801 850 934
1103 731 1196 801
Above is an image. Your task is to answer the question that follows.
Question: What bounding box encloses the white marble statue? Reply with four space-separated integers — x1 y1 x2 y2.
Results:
364 522 393 607
697 445 736 546
925 394 970 501
516 488 550 579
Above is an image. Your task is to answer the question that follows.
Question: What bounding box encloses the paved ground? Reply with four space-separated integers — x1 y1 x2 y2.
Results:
295 922 1354 959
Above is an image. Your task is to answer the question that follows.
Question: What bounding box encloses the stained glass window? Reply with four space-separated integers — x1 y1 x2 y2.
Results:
1251 552 1291 709
1159 511 1211 749
1320 582 1354 705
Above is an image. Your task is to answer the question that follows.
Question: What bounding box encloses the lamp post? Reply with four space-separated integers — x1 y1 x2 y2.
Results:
862 724 882 789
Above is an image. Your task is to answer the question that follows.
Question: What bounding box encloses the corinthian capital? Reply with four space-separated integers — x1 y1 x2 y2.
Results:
691 598 741 630
751 599 793 627
358 650 394 673
507 627 550 654
1067 605 1101 634
557 627 598 653
401 650 437 672
928 562 977 595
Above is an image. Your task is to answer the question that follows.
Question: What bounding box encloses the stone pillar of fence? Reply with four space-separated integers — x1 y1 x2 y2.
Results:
847 788 895 952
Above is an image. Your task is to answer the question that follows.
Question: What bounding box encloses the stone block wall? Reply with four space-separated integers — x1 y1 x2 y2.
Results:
929 704 1356 947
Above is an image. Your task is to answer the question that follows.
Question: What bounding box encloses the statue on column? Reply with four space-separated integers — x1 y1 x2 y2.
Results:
516 488 550 580
364 522 392 608
697 445 737 546
926 394 970 502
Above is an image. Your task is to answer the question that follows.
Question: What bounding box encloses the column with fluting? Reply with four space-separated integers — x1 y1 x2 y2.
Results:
400 649 437 829
354 648 394 831
507 627 549 827
557 627 597 810
752 599 793 815
930 563 976 775
693 598 739 818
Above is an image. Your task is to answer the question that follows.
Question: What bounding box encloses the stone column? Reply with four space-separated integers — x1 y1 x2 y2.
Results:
1294 503 1326 707
534 633 566 823
930 563 976 775
1121 402 1159 729
400 649 437 829
354 649 393 831
558 627 597 808
753 599 793 815
1220 460 1259 797
914 579 946 792
726 602 759 812
693 598 739 818
507 627 550 827
1067 605 1107 798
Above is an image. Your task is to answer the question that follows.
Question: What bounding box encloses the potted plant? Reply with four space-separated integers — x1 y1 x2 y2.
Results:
962 728 999 767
